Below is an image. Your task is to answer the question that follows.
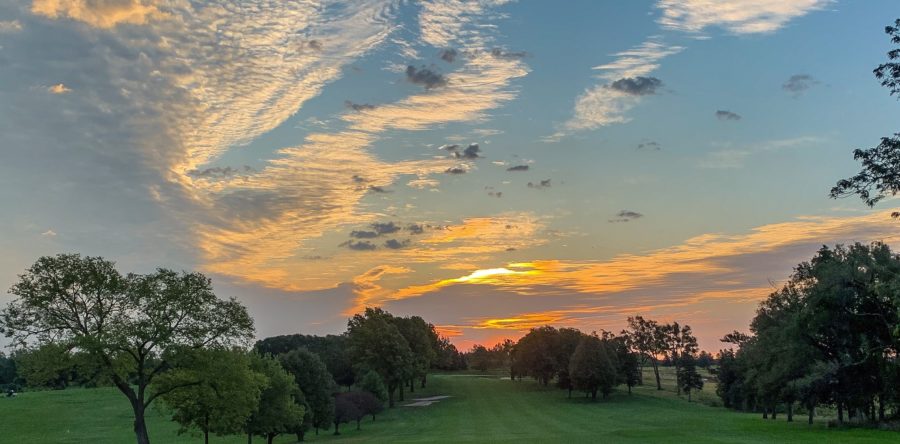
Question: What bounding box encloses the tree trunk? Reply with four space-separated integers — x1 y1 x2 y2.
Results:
297 431 305 442
131 400 150 444
627 384 632 395
652 361 662 390
247 432 252 444
879 396 885 422
591 389 597 400
388 385 395 408
568 388 572 398
771 406 777 420
399 382 405 401
687 390 691 402
333 422 340 436
763 407 768 419
787 402 793 422
357 418 361 430
421 374 427 389
409 378 415 393
204 414 210 444
808 403 814 425
204 429 209 444
638 361 644 385
837 402 844 425
266 433 275 444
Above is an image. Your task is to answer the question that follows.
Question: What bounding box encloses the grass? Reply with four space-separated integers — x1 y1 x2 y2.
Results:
1 370 897 443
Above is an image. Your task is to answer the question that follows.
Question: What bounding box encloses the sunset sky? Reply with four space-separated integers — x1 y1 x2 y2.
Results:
2 0 899 351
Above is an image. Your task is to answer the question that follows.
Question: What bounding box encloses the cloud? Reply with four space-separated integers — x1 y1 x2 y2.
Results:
41 229 57 237
656 0 832 35
350 230 378 239
343 240 377 251
442 143 481 159
445 166 467 175
406 65 447 89
609 76 664 96
551 39 683 138
367 185 391 193
488 191 502 198
527 179 551 189
188 166 254 178
371 221 401 235
608 210 643 223
31 0 168 29
439 48 458 63
384 238 410 249
490 48 528 59
637 140 661 150
715 110 741 121
344 101 377 112
506 165 529 172
0 20 22 33
407 224 425 235
698 136 822 169
782 74 820 96
383 210 900 348
48 83 71 94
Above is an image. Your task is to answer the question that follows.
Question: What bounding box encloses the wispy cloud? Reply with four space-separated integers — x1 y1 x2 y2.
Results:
656 0 832 35
550 39 682 139
31 0 168 29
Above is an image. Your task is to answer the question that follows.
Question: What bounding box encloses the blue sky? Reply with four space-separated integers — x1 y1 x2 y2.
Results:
1 0 899 350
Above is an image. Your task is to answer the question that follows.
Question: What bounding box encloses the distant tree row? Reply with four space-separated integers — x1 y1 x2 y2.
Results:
466 321 705 401
716 243 900 425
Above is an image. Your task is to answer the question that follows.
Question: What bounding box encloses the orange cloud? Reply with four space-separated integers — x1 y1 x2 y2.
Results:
32 0 166 29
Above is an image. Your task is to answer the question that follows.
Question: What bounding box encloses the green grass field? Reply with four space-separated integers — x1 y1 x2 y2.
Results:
2 371 897 443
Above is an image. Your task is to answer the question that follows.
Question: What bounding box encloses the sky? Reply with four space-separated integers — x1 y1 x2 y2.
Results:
1 0 899 351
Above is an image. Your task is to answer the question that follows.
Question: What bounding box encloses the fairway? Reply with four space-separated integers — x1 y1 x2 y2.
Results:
2 374 896 443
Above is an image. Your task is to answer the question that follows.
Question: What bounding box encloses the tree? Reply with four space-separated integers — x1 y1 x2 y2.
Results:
569 334 617 400
392 315 437 392
13 343 76 389
661 322 699 395
513 326 560 386
0 352 17 391
278 349 335 438
157 349 265 444
831 19 900 211
340 391 382 430
346 308 412 407
624 316 666 390
245 354 305 444
696 351 715 369
332 394 359 436
677 353 704 402
357 369 388 412
555 328 585 397
255 334 355 389
0 255 255 444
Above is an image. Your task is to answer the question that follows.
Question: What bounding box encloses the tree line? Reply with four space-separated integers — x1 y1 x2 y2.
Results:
0 254 463 444
463 320 708 401
716 242 900 425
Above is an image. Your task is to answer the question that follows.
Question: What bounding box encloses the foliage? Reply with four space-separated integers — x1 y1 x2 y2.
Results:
347 308 412 407
832 19 900 210
256 334 355 388
332 393 359 435
278 348 335 436
0 254 255 444
358 369 389 403
568 334 618 400
157 348 265 444
677 354 704 402
245 354 305 444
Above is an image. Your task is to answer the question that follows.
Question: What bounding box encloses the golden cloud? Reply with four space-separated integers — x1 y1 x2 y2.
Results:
32 0 167 29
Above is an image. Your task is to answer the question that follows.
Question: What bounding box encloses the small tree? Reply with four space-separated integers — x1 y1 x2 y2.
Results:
340 391 382 430
0 255 255 444
678 353 704 402
157 349 265 444
358 369 388 414
332 394 359 435
245 354 305 444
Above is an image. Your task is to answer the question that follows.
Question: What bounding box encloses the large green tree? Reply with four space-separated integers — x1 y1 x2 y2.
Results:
157 349 265 444
569 334 618 400
346 308 412 407
0 254 254 444
245 354 305 444
278 348 335 438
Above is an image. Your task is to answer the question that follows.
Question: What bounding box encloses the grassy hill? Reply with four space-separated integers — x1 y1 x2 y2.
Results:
1 371 896 443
